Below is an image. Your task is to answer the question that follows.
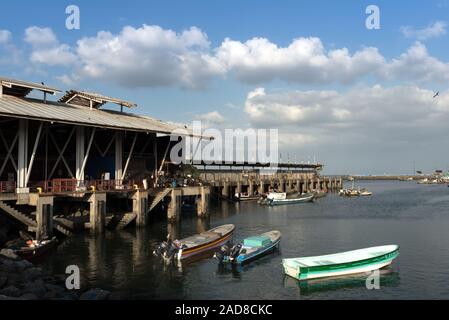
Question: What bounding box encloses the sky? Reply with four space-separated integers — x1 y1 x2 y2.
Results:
1 0 449 175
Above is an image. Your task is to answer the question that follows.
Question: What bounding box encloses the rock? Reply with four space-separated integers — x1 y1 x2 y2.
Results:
19 293 39 300
43 290 58 300
0 294 20 300
13 259 31 271
0 285 21 297
0 249 19 260
22 279 47 298
80 288 110 300
45 283 65 293
22 267 43 282
55 291 78 300
5 273 21 287
0 275 7 289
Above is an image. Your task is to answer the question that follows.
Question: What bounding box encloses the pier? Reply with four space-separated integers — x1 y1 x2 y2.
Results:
0 77 342 241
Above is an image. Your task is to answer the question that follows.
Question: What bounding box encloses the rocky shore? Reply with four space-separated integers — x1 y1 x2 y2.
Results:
0 249 110 300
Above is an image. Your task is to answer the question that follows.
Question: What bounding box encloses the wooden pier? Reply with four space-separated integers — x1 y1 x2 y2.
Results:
0 77 342 242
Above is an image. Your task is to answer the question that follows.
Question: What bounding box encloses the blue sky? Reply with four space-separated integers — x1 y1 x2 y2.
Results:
1 1 449 174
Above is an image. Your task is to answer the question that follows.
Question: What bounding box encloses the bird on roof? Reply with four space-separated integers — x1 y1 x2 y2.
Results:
433 91 439 98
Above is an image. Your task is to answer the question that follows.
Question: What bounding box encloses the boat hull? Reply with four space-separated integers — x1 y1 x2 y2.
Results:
283 246 399 281
13 238 57 261
176 226 235 260
235 238 281 264
269 194 314 205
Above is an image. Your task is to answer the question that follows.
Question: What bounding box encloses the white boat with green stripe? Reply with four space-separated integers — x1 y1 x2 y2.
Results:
283 245 399 281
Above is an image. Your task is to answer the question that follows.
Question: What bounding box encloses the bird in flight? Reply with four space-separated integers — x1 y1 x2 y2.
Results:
433 91 439 98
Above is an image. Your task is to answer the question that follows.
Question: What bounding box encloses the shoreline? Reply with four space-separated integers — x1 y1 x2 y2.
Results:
0 250 110 300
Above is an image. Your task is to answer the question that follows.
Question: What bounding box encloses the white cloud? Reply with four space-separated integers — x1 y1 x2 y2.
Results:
381 42 449 83
196 111 226 125
75 25 224 89
216 37 385 84
16 24 449 88
24 26 58 47
0 30 11 44
24 26 77 66
244 86 449 173
245 85 449 134
401 21 447 40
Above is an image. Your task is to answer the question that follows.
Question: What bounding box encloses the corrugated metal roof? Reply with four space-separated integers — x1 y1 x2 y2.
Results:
0 94 207 138
0 77 61 96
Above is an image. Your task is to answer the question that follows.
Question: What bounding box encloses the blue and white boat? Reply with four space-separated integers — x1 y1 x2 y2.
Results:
214 230 281 264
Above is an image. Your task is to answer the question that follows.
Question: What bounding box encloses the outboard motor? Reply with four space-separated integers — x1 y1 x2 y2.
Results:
214 241 233 262
229 243 242 262
153 241 169 256
164 242 178 260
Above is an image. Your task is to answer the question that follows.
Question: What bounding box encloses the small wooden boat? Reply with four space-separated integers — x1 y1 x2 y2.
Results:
215 230 281 264
154 224 235 261
267 192 314 205
7 237 58 261
283 245 399 281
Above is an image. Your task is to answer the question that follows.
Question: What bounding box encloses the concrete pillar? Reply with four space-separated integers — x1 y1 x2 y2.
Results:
197 186 210 218
296 180 300 192
222 182 229 199
258 181 264 195
76 127 85 181
89 193 106 234
236 181 242 194
168 189 182 222
279 179 285 192
167 222 180 240
36 196 54 241
115 131 123 182
133 190 148 227
339 178 343 190
17 119 29 193
316 178 321 191
248 180 254 196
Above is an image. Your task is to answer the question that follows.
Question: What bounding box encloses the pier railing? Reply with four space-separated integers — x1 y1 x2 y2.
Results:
0 181 15 193
198 171 317 183
39 179 139 193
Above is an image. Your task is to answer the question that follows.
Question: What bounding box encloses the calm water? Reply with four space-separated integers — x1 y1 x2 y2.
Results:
41 181 449 299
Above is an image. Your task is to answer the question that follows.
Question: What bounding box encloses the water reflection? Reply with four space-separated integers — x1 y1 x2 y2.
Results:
215 249 282 280
283 268 401 296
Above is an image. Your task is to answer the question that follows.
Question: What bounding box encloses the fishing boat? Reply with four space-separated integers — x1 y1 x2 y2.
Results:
214 230 281 264
359 189 373 196
153 224 235 261
267 192 314 205
234 192 260 202
6 236 58 261
282 245 399 281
